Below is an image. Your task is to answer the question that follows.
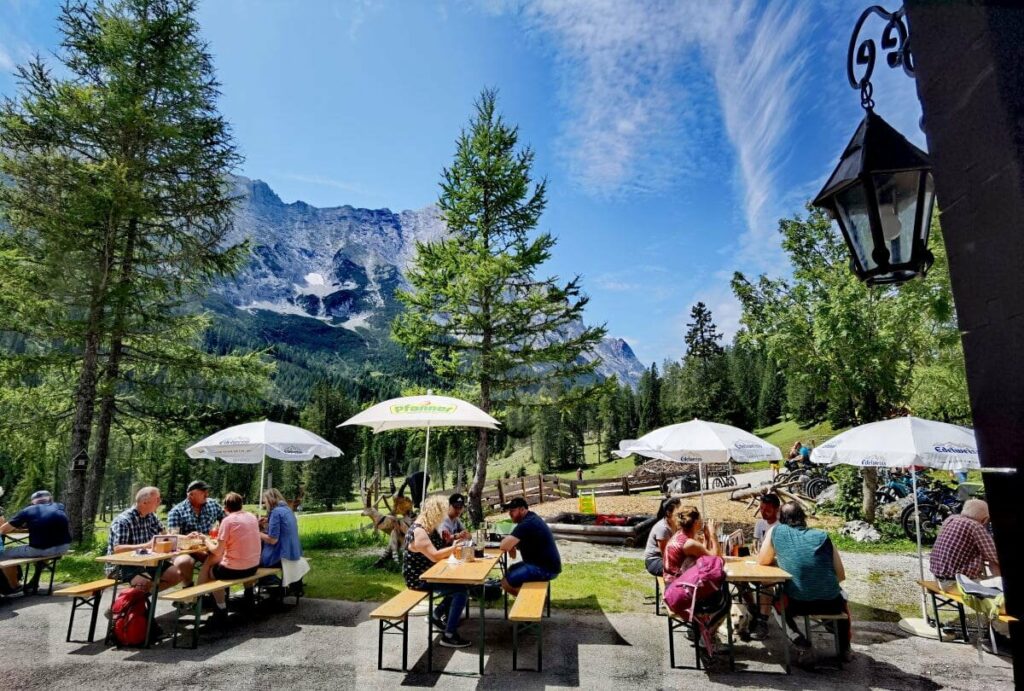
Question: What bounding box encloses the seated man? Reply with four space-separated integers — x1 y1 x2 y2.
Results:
198 492 260 623
930 499 1008 645
930 499 1000 589
106 486 190 591
758 501 853 662
0 490 71 594
498 497 561 596
439 493 470 545
166 480 224 586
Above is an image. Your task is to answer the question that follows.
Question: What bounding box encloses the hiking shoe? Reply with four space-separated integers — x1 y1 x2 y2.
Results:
429 613 447 631
749 618 770 641
439 633 472 648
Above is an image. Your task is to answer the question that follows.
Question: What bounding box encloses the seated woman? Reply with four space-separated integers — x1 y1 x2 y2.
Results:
403 494 471 649
259 488 301 567
757 501 853 661
199 491 261 621
644 497 682 577
662 504 719 584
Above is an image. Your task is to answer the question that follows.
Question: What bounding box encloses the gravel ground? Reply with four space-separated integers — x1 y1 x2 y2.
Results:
0 594 1012 690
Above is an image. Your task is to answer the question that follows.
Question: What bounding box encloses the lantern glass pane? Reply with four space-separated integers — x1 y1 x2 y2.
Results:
873 171 921 266
834 182 877 272
920 172 935 246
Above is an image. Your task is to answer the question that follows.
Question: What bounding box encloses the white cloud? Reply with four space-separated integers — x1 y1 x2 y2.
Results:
696 0 810 270
0 45 14 73
280 172 374 198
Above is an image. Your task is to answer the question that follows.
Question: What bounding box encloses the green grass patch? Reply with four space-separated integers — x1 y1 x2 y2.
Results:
828 531 919 554
297 513 367 534
552 558 650 613
755 418 843 454
304 552 407 600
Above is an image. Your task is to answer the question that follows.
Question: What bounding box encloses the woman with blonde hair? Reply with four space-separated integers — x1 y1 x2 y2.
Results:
259 488 301 567
403 494 471 648
662 504 719 584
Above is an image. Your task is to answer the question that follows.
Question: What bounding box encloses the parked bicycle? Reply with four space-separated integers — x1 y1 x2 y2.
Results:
900 477 964 543
874 469 914 506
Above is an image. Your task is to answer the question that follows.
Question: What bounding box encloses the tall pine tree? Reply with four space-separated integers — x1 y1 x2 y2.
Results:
394 90 606 520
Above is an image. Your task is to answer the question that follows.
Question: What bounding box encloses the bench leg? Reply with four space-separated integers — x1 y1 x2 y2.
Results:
377 619 384 670
834 621 843 669
105 581 120 645
45 558 58 595
931 593 944 640
172 604 181 649
512 622 519 670
537 621 543 671
427 589 434 673
957 602 969 642
87 592 101 642
655 577 661 616
667 615 676 669
402 615 410 672
546 582 551 618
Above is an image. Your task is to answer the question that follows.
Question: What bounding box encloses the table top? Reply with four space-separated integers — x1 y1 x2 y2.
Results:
96 542 210 568
421 552 501 586
723 558 792 584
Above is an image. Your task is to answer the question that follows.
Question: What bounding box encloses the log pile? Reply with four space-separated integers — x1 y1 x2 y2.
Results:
730 474 818 514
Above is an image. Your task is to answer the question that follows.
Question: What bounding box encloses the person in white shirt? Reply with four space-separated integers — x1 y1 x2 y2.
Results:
753 492 781 548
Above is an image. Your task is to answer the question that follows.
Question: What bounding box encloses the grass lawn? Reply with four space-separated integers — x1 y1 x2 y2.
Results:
755 418 844 454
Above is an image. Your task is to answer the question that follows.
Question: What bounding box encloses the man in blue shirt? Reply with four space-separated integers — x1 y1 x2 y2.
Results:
0 490 71 593
498 497 561 596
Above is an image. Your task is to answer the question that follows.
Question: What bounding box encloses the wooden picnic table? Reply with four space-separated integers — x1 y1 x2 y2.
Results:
96 544 209 647
723 557 793 674
420 548 503 675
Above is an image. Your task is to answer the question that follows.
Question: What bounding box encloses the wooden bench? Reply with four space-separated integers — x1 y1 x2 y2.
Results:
798 612 847 669
0 554 62 595
654 575 665 616
918 579 1017 647
159 567 282 648
509 581 549 671
369 589 428 671
666 586 734 672
53 578 118 643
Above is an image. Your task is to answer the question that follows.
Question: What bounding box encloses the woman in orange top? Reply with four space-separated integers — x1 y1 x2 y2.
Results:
199 491 261 618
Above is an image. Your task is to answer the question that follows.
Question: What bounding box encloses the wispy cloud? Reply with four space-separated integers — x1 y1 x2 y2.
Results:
492 1 809 266
0 45 15 73
696 0 809 269
280 172 375 198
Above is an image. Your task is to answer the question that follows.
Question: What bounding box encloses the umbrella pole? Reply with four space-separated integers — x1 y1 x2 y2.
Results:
911 466 928 620
422 424 431 507
698 463 707 518
259 454 266 508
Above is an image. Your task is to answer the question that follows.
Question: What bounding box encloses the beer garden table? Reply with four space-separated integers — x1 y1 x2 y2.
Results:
96 542 207 647
420 548 503 675
723 557 793 674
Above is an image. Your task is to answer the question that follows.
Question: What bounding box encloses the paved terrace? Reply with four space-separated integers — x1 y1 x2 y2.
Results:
0 595 1012 690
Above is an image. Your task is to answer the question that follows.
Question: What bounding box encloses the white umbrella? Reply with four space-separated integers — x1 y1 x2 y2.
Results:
810 415 980 631
615 419 782 516
186 420 342 503
338 392 499 506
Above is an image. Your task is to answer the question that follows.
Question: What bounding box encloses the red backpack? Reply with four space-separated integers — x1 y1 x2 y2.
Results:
111 587 150 646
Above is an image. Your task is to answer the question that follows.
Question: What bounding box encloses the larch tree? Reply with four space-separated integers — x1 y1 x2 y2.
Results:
393 90 606 521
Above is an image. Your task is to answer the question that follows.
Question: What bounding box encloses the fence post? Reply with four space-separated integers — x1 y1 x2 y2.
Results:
553 475 561 498
660 472 667 496
622 476 630 496
497 478 505 507
520 476 526 498
570 480 578 498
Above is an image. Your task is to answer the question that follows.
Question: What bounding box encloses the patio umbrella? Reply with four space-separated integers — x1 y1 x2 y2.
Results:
185 420 342 504
338 392 499 506
810 415 980 633
615 419 782 517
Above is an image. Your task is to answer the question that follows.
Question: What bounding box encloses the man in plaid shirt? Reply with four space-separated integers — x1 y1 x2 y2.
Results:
106 486 192 590
167 480 224 535
929 499 1000 589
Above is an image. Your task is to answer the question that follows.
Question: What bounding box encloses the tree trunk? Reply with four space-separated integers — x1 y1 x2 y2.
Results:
861 468 879 524
63 305 105 543
83 217 138 538
469 426 490 524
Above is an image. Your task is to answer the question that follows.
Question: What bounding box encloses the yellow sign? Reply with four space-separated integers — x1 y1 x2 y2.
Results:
578 491 597 514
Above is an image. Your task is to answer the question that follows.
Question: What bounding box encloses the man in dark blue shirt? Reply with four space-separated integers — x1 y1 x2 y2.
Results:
498 497 561 596
0 490 71 593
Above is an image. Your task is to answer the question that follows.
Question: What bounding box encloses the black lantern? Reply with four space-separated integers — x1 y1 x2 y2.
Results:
813 109 935 285
814 4 937 285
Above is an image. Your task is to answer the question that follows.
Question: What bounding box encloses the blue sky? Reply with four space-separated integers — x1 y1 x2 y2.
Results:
0 0 924 367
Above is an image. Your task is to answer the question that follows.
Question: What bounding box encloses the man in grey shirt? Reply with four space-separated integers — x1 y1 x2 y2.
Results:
439 493 470 545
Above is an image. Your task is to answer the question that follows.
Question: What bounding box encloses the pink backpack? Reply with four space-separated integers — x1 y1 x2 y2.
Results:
663 555 727 652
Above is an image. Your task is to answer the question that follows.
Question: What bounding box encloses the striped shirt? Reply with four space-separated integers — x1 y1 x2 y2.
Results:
769 524 841 601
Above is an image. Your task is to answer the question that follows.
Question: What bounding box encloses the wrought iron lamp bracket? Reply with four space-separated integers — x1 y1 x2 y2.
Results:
847 5 915 110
